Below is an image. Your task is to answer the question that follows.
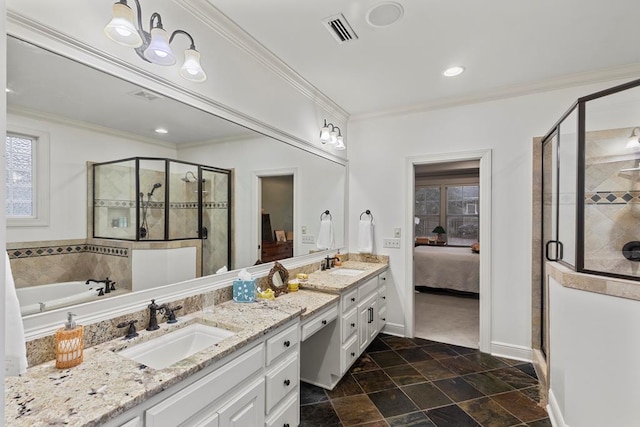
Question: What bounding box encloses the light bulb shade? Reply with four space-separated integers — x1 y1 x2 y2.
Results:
179 49 207 82
329 129 338 145
334 135 346 150
144 27 176 65
104 2 143 48
319 126 332 143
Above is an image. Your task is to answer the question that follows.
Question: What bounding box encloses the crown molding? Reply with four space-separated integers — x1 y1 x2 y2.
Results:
351 63 640 122
175 0 350 123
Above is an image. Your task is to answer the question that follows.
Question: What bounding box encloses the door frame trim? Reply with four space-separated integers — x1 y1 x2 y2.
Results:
405 149 492 352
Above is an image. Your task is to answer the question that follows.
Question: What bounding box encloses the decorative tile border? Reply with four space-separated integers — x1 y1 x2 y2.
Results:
585 191 640 204
94 199 228 209
204 201 228 209
8 244 129 259
94 199 136 208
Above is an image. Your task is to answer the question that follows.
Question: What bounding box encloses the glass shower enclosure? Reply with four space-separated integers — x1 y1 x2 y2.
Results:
542 77 640 281
92 157 231 275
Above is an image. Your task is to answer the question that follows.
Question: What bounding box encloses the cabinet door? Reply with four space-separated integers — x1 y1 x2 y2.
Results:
218 378 265 427
358 303 370 353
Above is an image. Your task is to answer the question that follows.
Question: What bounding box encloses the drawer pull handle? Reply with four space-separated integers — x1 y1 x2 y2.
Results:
351 352 355 357
283 340 290 347
382 277 386 280
284 379 291 386
284 424 290 427
382 296 386 300
350 323 355 327
322 320 327 325
351 297 356 302
382 318 386 321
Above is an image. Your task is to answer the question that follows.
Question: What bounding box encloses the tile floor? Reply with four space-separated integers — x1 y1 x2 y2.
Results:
300 334 549 427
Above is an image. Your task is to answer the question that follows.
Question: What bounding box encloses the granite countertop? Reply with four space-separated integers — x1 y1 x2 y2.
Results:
4 288 341 426
300 260 389 294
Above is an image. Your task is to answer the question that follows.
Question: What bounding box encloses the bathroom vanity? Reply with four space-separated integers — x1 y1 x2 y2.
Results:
4 260 387 427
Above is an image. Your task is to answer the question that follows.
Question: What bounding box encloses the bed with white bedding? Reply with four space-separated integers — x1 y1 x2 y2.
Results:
414 245 479 293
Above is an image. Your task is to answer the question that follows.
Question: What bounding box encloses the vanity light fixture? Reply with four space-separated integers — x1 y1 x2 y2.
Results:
443 66 465 77
319 119 346 150
626 127 640 148
104 0 207 82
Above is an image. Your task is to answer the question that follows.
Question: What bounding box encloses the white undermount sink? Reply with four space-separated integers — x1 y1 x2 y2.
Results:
118 323 235 370
330 268 365 276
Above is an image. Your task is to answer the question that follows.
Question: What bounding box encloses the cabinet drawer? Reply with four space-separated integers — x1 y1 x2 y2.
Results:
341 288 358 313
378 285 387 306
378 304 387 330
301 304 338 341
266 352 299 413
341 334 359 374
341 308 358 343
265 391 299 427
266 323 299 366
357 277 378 300
145 344 264 427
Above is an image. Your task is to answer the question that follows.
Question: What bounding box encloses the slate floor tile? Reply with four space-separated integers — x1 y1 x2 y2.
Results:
422 343 460 359
353 369 397 393
432 377 484 402
402 382 453 410
384 364 427 386
332 394 384 426
438 356 485 376
366 337 391 353
327 374 364 399
462 371 514 396
370 350 408 368
426 404 480 427
300 381 329 405
300 401 341 427
368 387 419 418
491 391 549 423
396 346 434 363
459 396 521 427
351 353 380 373
490 367 540 390
412 359 457 381
387 411 436 426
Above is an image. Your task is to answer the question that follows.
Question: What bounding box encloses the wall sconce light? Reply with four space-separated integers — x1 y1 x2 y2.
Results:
626 127 640 148
104 0 207 82
319 119 346 150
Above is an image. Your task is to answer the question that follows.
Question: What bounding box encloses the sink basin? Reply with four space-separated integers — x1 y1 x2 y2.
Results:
118 323 235 369
330 268 365 276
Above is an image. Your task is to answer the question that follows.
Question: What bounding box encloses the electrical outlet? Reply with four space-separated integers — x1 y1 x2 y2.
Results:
394 228 401 238
301 226 307 234
302 235 315 244
383 238 401 248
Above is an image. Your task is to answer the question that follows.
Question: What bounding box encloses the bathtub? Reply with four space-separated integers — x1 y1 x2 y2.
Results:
16 281 113 316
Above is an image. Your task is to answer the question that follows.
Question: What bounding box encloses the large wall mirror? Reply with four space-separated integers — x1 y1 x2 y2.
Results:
6 35 346 324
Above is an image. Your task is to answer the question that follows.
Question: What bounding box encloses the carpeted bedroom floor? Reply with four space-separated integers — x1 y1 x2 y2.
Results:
414 290 480 349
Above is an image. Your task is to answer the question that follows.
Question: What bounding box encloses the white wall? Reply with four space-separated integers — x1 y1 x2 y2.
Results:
347 77 635 356
549 277 640 426
6 113 176 243
178 135 345 268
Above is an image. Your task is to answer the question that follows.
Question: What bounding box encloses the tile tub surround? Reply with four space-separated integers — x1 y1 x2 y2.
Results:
5 290 340 426
301 334 550 426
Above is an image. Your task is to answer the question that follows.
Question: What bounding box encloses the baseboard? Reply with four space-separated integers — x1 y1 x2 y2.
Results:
381 322 404 337
547 389 568 427
490 341 532 362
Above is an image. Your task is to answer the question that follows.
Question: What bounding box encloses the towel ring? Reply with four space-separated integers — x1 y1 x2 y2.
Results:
320 210 332 220
360 209 373 221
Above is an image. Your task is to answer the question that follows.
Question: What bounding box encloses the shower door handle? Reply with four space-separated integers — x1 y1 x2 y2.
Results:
202 227 208 239
545 240 563 261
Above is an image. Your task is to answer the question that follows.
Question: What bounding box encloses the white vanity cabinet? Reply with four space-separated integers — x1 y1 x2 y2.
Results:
108 319 299 427
301 271 387 390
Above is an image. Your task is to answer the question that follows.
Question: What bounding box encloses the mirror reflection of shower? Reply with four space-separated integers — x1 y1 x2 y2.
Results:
181 171 208 194
139 182 162 239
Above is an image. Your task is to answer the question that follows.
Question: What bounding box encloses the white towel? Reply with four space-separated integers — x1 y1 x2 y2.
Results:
5 253 28 376
358 219 374 253
316 219 334 249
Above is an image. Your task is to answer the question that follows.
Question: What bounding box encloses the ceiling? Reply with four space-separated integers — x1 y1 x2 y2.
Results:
7 37 254 145
210 0 640 117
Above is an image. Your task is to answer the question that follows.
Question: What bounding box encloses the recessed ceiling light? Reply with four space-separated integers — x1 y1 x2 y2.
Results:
366 2 404 28
443 66 465 77
155 128 168 134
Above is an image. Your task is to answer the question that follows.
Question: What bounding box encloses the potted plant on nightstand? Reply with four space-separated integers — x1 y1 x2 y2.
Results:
432 225 447 245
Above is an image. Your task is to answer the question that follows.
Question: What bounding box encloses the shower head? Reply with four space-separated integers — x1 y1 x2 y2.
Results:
181 171 198 183
148 182 162 196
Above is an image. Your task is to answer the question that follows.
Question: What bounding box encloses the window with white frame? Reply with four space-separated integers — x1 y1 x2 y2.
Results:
5 128 50 227
415 182 479 246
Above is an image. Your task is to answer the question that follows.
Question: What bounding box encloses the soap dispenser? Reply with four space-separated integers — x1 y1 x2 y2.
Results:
55 312 84 369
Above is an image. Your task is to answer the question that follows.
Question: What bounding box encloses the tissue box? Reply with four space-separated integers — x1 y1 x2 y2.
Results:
233 279 257 303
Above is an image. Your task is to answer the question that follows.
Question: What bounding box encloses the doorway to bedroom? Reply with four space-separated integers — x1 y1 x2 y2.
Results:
413 160 481 349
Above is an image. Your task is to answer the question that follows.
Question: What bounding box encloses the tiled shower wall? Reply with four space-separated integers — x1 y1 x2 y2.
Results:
584 127 640 277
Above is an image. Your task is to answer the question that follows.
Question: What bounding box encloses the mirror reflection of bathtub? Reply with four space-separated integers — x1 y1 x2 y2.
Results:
16 281 128 316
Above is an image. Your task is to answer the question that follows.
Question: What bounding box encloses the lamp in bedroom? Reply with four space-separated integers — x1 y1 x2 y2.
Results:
432 225 447 245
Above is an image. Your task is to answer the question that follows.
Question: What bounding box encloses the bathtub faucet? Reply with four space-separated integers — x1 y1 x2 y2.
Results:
86 277 116 294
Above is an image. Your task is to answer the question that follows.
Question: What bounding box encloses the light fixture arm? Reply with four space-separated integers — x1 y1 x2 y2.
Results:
170 30 197 50
149 12 164 30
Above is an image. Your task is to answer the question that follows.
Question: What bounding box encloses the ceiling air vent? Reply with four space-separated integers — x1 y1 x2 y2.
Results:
129 89 162 102
322 13 358 44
